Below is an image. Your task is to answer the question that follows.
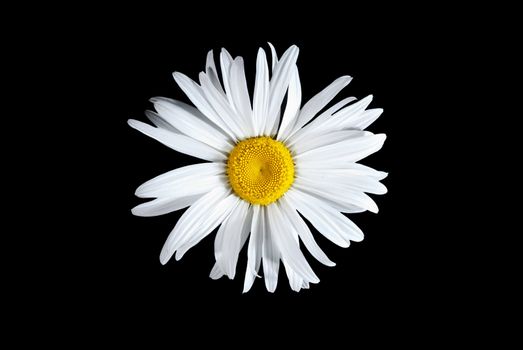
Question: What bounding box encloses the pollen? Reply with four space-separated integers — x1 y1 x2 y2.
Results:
227 136 295 205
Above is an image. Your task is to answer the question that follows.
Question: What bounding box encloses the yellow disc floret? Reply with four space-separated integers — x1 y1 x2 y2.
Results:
227 136 295 205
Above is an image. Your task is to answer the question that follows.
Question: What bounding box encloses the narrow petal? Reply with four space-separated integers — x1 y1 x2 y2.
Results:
209 263 224 280
229 57 254 136
175 194 240 260
205 50 225 94
199 72 247 139
286 76 352 138
280 197 335 266
277 65 302 140
252 48 270 136
286 189 364 247
219 48 236 108
261 206 280 292
295 133 387 165
159 187 231 264
297 171 387 195
268 204 320 283
132 194 205 217
291 130 364 155
127 119 226 161
287 96 357 145
172 72 237 140
265 45 299 135
214 200 250 279
135 163 225 198
145 110 179 133
294 173 380 213
268 42 278 71
150 97 233 151
243 205 264 293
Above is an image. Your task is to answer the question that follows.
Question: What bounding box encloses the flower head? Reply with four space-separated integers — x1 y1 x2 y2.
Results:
129 44 387 292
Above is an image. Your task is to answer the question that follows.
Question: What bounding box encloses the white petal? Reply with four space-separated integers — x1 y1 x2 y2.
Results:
287 96 357 145
297 170 387 195
277 65 301 140
159 187 231 264
175 194 240 260
229 57 254 136
135 163 225 198
268 42 278 71
172 72 237 140
214 200 250 279
285 267 304 292
132 194 203 217
279 197 335 266
265 45 299 135
286 76 352 138
243 205 264 293
295 133 386 165
296 161 388 180
261 206 280 292
286 189 364 247
268 204 319 283
145 110 179 133
127 119 226 162
199 72 247 139
294 177 380 213
252 48 270 136
347 108 384 130
205 50 225 94
150 97 233 152
219 48 236 108
291 130 364 155
209 263 224 280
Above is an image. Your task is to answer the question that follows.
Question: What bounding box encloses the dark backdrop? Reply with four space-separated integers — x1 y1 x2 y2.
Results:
32 10 465 340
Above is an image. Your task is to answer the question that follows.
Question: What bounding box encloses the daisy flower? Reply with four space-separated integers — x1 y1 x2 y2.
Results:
129 44 387 292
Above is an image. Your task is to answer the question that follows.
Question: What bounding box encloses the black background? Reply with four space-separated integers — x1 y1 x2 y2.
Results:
21 7 485 339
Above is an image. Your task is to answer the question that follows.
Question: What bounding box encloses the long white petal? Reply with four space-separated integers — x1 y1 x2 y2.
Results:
150 97 233 152
131 194 202 217
199 72 247 139
268 42 278 71
159 186 230 264
280 197 335 266
252 48 270 136
144 110 179 133
294 176 380 213
175 194 240 260
135 163 225 198
214 200 250 279
219 48 236 108
286 76 352 138
286 96 357 145
229 57 254 136
277 65 301 140
268 204 319 283
205 50 225 94
297 171 387 195
286 189 364 247
172 72 237 140
295 133 386 165
127 119 226 162
265 45 299 135
261 206 279 292
291 130 365 155
243 205 264 293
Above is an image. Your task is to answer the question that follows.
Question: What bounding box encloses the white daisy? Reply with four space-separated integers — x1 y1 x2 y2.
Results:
129 44 387 292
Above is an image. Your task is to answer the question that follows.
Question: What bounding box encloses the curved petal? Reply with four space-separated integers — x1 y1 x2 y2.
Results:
268 204 319 283
214 200 250 279
159 186 232 264
131 194 203 217
286 76 352 139
277 65 301 140
261 206 280 292
128 119 226 162
286 189 364 247
150 97 233 152
280 197 335 266
229 57 254 136
243 205 264 293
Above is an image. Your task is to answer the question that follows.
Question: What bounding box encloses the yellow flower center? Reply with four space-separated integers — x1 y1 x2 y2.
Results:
227 136 295 205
